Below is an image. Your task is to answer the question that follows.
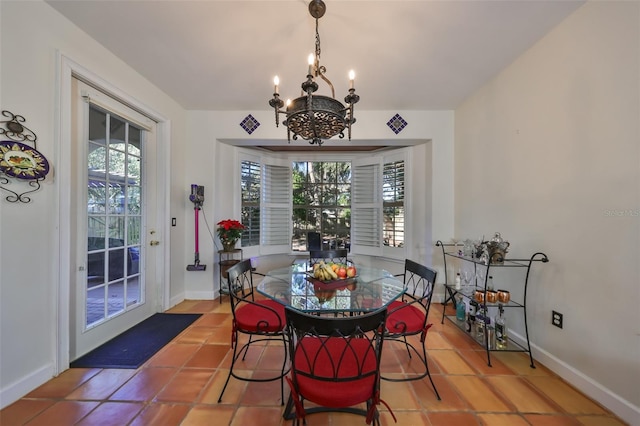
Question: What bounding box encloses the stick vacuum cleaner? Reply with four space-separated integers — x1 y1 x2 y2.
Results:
187 184 206 271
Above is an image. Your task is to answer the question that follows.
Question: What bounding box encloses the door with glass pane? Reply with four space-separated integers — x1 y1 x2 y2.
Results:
71 79 160 359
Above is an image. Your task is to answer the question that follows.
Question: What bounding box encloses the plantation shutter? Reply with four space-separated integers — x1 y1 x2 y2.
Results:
351 157 382 256
381 149 408 259
260 159 291 255
240 159 261 247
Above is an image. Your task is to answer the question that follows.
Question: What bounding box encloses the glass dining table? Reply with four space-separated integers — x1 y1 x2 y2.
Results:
256 261 406 314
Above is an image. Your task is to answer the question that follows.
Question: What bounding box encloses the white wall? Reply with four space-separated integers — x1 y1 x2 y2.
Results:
0 0 187 407
455 2 639 423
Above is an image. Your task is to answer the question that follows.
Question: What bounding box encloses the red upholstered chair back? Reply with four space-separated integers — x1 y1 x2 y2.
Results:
226 259 285 334
227 259 254 297
284 308 390 422
399 259 437 312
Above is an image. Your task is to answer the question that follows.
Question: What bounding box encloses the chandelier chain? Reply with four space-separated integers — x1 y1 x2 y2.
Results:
315 18 321 67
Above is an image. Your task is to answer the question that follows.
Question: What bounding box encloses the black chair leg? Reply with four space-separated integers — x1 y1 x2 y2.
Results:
279 334 288 405
403 335 412 359
241 335 253 361
420 343 441 400
218 330 240 403
381 338 441 400
220 332 289 405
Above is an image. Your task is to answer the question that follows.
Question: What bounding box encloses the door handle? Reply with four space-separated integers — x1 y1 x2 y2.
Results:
150 240 160 246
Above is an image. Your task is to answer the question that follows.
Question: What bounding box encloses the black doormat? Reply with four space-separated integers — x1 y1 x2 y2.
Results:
70 313 202 369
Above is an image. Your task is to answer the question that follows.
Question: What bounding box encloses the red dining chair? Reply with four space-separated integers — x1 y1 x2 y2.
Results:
283 307 395 425
382 259 441 400
217 259 288 404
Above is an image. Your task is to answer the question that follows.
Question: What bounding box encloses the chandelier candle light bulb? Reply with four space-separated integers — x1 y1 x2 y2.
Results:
308 54 314 76
273 76 279 93
349 70 355 89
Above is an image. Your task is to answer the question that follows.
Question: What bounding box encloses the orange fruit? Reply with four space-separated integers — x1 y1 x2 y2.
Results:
331 263 339 271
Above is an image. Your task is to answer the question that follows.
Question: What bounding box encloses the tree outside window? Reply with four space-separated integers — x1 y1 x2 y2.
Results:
292 161 351 251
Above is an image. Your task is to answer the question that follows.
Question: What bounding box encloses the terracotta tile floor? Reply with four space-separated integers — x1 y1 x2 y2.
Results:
0 300 628 426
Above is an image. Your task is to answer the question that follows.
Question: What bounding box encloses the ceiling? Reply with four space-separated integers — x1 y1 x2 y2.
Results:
46 0 583 150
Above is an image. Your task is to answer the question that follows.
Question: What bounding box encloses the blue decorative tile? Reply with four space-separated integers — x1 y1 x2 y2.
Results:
386 113 408 134
240 114 260 134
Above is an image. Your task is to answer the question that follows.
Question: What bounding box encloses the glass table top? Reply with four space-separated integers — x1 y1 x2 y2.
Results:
257 262 406 313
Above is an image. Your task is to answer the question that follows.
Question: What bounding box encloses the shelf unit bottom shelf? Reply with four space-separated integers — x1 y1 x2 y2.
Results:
444 315 530 354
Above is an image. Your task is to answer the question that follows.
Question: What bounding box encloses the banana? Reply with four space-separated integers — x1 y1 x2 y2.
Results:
324 264 338 280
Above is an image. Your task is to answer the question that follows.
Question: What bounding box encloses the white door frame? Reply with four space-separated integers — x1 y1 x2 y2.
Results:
55 53 172 373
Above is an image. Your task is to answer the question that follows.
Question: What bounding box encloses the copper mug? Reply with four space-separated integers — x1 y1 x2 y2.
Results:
474 290 485 303
497 289 511 303
486 290 498 304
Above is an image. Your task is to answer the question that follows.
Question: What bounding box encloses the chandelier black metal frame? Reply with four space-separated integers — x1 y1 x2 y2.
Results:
269 0 360 146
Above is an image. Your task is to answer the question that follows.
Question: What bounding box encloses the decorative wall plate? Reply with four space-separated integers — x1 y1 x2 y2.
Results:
0 141 50 180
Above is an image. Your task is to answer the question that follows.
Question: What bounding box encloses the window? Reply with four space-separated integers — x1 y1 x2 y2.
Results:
240 150 410 258
86 105 143 326
292 162 351 251
383 160 405 247
240 160 260 247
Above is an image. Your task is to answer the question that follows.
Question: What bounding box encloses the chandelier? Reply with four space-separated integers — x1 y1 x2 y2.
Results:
268 0 360 146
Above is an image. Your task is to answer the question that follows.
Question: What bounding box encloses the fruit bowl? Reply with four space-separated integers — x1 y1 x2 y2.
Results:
305 273 358 290
309 261 357 281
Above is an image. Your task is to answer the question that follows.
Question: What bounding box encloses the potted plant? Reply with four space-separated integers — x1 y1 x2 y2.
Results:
217 219 245 252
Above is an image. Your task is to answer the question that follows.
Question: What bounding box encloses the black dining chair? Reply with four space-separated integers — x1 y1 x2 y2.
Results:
381 259 441 400
307 231 322 251
217 259 289 404
309 249 351 265
283 307 395 425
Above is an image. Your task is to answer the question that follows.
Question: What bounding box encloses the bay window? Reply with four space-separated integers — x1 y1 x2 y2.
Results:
239 150 407 258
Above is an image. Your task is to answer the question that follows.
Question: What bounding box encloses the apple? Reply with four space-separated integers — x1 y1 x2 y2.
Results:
346 266 357 278
337 267 347 279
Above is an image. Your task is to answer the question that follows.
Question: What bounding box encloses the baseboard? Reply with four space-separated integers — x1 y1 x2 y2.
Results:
169 293 186 309
433 290 640 426
512 332 640 426
0 363 55 410
183 290 215 300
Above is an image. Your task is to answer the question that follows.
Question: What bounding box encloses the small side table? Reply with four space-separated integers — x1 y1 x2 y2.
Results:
218 249 243 302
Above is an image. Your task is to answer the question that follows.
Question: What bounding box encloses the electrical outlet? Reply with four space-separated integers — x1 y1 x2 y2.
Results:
552 310 563 329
